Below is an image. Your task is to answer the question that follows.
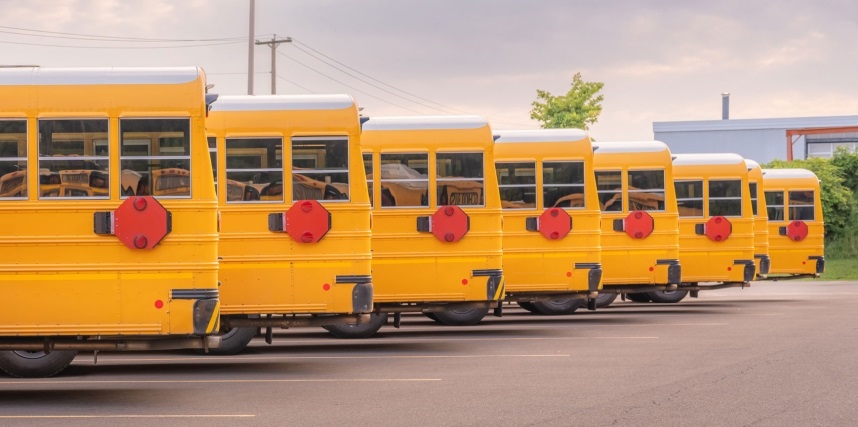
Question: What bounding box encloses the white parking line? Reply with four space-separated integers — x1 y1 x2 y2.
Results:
0 378 442 385
0 415 255 419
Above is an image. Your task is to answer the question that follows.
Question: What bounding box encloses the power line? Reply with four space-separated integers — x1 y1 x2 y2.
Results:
277 50 423 114
291 39 469 114
276 75 315 94
0 24 245 42
0 39 244 49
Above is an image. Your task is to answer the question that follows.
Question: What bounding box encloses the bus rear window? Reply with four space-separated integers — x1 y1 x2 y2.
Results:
628 170 665 211
543 161 585 209
39 119 109 199
225 137 282 203
709 179 742 217
765 191 784 221
292 137 349 202
120 118 191 198
675 180 703 217
0 120 27 199
596 170 622 212
437 152 484 207
496 162 536 210
379 153 428 208
789 190 814 221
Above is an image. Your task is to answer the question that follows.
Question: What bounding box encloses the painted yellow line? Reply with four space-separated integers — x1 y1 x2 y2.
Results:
0 415 255 419
84 354 571 363
0 378 441 385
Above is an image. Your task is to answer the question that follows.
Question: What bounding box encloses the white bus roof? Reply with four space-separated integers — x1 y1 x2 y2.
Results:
0 66 201 86
362 115 488 131
211 94 355 112
592 140 670 154
744 158 761 171
761 168 819 180
493 129 589 143
672 153 745 166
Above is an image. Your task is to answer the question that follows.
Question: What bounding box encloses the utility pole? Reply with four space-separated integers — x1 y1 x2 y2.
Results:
255 34 292 94
247 0 255 95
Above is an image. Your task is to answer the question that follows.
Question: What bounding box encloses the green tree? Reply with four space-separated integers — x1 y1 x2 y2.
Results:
530 72 604 130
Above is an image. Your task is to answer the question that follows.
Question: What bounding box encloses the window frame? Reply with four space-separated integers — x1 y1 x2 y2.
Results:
0 119 28 201
119 117 193 199
495 160 537 211
674 179 704 218
378 151 430 209
38 118 111 201
627 169 666 212
224 136 283 204
291 135 350 203
542 160 586 210
708 179 743 217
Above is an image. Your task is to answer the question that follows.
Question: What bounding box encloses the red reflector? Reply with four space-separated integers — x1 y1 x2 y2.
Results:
323 283 331 291
461 279 468 285
134 235 148 249
648 267 654 272
566 271 572 277
727 266 732 271
154 300 164 309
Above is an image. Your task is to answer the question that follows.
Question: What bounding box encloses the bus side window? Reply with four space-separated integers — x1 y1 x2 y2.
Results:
38 119 110 199
292 137 349 202
709 179 742 217
0 120 27 199
379 153 429 208
595 170 622 212
627 170 665 211
788 190 815 221
675 180 703 217
765 191 785 221
496 162 536 210
224 137 282 203
120 118 191 198
437 152 484 207
543 161 585 209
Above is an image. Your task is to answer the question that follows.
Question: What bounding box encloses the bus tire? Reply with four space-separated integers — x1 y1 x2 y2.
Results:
647 290 689 303
206 326 257 356
323 313 388 339
516 301 540 314
595 293 618 308
532 299 582 315
0 350 77 378
625 292 652 303
432 306 490 326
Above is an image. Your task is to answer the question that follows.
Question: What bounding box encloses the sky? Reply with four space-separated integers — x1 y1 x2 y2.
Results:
2 0 857 140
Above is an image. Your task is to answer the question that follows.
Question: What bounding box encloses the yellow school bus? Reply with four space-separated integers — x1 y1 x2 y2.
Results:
0 66 220 377
206 95 373 353
326 115 504 338
761 168 825 278
745 159 771 278
592 141 681 305
670 153 756 301
493 129 602 314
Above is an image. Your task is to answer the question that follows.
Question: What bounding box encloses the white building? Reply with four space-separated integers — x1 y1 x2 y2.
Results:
653 115 858 163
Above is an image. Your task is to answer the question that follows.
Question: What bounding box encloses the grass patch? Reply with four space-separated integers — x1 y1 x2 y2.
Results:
821 258 858 280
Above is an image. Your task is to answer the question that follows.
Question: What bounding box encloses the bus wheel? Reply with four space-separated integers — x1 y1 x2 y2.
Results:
532 299 582 315
595 293 618 308
647 290 689 303
206 325 257 356
433 306 490 326
0 350 77 378
625 292 652 303
323 313 388 339
516 301 540 314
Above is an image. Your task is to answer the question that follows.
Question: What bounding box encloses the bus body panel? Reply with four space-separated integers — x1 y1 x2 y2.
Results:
493 130 602 297
207 96 372 316
0 67 219 338
362 116 504 305
592 142 680 287
673 154 756 284
761 169 825 276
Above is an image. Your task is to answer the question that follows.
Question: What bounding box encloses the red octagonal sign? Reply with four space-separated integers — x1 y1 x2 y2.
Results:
705 216 732 242
431 205 470 243
113 196 171 250
538 207 572 240
786 220 809 242
624 210 654 239
286 200 331 243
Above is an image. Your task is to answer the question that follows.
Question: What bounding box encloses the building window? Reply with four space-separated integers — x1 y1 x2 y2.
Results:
496 162 536 210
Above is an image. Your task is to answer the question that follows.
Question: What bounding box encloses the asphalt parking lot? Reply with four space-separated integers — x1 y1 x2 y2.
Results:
1 280 856 426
